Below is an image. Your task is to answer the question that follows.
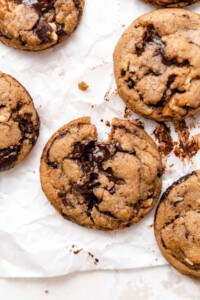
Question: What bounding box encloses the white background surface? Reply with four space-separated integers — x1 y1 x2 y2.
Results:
0 0 200 298
0 266 200 300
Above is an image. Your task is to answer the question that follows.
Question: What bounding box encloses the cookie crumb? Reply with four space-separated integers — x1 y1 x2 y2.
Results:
130 119 145 129
45 290 49 294
88 252 94 258
104 91 110 101
78 81 89 91
174 121 199 159
148 223 154 229
153 123 174 156
73 249 82 254
124 107 132 119
105 120 110 127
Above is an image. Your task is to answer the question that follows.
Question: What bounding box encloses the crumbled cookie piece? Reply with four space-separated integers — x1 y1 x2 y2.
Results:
78 81 89 91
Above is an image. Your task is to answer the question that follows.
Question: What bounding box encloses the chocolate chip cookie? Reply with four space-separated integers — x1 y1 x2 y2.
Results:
145 0 198 7
155 171 200 277
40 117 162 231
114 9 200 122
0 0 84 51
0 72 40 171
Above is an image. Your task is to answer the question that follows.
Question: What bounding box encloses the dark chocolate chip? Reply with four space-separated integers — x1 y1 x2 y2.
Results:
127 79 135 89
185 232 189 239
34 18 52 42
58 191 67 198
121 69 126 77
0 147 20 172
56 23 66 37
18 0 55 15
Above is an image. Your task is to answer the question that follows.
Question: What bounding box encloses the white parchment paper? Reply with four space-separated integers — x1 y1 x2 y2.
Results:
0 0 200 278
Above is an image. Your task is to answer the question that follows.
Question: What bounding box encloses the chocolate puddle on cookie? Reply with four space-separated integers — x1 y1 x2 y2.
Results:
135 24 190 68
52 139 128 216
71 141 124 213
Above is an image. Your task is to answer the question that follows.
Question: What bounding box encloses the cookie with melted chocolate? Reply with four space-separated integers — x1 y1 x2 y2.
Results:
0 0 84 51
40 117 162 231
145 0 198 7
0 71 40 171
114 9 200 122
155 171 200 277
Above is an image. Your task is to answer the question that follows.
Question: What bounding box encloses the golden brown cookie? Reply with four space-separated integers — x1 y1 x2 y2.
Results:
40 117 162 231
145 0 198 7
155 171 200 277
0 0 84 51
114 9 200 122
0 71 40 171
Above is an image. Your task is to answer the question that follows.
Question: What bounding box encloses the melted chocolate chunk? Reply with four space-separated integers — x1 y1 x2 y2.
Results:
155 74 177 106
136 24 190 68
0 111 39 172
73 183 101 212
0 147 20 171
153 122 174 156
14 113 39 146
58 191 67 198
17 0 55 15
73 0 82 15
34 18 52 41
56 23 66 37
104 167 123 184
127 79 135 89
121 69 126 77
73 141 111 172
71 141 127 212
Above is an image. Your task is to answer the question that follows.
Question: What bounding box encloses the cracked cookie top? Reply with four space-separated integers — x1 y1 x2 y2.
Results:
145 0 198 7
114 9 200 122
0 72 40 171
40 117 162 231
155 171 200 277
0 0 84 51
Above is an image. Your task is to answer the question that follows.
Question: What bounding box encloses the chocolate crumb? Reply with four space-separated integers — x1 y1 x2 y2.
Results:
88 252 94 258
124 107 132 119
174 121 199 159
78 81 89 91
45 290 49 294
73 249 82 255
104 91 110 101
105 120 110 127
94 258 99 265
130 119 145 129
148 223 154 229
153 123 174 156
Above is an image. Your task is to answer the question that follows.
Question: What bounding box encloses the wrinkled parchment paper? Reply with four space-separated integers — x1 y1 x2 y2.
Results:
0 0 200 278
